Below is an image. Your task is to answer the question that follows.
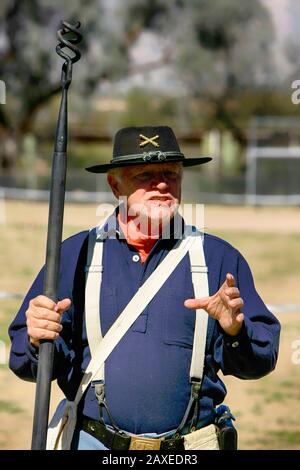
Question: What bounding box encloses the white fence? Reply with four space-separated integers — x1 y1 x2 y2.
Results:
1 185 299 207
246 146 300 206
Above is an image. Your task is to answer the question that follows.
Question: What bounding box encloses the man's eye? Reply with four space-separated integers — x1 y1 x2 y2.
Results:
134 172 152 180
164 171 180 180
133 170 180 181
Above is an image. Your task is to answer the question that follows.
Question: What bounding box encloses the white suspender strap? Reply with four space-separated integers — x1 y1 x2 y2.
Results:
75 228 197 404
85 229 104 383
175 228 209 435
83 226 209 406
188 230 209 382
47 227 210 450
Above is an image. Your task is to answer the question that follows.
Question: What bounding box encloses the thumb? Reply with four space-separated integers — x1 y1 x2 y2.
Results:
235 312 244 324
55 298 72 314
225 272 236 288
184 297 210 310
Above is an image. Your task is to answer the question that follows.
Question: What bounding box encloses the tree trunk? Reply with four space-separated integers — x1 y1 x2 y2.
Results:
0 129 22 172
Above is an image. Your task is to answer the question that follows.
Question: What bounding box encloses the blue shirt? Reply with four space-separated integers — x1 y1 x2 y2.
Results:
8 216 280 434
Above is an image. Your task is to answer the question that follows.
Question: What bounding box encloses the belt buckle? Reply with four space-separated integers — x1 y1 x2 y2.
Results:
129 436 162 451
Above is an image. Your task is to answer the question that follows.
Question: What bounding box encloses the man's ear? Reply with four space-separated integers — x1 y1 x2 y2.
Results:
107 173 120 198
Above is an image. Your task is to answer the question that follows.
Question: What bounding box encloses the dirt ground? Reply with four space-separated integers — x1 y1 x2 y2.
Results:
3 200 300 233
0 200 300 449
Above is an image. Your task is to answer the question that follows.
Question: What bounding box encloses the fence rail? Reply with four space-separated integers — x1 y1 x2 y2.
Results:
1 186 300 206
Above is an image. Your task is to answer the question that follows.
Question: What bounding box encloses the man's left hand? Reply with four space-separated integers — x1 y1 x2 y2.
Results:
184 273 244 336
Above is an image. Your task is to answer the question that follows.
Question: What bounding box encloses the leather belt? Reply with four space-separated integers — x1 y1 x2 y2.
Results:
82 418 185 451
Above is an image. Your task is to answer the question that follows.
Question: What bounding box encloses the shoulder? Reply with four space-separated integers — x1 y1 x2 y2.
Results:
62 230 90 249
202 232 245 276
60 230 90 265
203 232 239 256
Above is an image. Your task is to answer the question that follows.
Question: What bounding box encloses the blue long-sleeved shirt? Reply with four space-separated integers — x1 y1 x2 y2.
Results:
8 218 280 434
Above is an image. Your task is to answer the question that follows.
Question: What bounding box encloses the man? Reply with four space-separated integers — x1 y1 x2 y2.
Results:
9 126 280 450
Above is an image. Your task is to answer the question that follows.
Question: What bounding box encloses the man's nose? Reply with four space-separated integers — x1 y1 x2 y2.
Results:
151 173 169 190
155 181 169 190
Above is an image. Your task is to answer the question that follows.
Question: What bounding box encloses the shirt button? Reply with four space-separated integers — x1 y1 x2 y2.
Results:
132 254 140 262
232 341 239 348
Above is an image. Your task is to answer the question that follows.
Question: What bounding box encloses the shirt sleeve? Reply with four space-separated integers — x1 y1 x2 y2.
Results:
213 251 281 379
8 266 74 383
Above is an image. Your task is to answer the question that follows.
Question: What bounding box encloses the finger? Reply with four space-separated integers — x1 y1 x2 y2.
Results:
219 288 230 306
184 297 210 310
55 298 72 314
228 297 244 311
235 312 244 324
28 327 60 342
27 317 63 333
226 273 236 288
26 307 61 323
224 287 240 299
29 295 56 310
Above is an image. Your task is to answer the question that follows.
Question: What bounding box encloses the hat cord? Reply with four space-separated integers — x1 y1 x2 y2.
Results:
111 151 184 164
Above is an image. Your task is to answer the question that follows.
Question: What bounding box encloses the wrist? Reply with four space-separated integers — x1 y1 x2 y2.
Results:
223 321 244 337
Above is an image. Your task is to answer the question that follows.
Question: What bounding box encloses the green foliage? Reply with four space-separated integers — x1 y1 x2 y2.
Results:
0 0 293 172
121 88 177 127
252 430 300 448
67 143 112 168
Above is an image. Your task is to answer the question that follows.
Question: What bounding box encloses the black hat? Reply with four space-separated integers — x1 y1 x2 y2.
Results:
85 126 212 173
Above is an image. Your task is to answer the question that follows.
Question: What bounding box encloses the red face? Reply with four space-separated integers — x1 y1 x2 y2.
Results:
107 162 182 229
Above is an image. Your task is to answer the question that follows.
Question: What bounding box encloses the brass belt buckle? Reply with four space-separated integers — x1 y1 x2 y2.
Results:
129 436 162 451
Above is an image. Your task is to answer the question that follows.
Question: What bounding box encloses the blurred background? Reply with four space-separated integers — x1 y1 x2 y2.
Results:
0 0 300 450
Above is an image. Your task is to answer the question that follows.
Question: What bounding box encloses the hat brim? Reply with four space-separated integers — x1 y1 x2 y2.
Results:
85 156 212 174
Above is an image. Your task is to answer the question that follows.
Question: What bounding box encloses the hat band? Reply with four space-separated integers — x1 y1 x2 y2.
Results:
111 151 184 164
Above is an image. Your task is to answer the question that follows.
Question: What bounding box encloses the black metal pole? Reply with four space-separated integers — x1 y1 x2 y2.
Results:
31 21 82 450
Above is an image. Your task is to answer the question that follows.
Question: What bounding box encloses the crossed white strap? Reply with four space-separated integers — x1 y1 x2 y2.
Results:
46 226 209 450
84 224 208 394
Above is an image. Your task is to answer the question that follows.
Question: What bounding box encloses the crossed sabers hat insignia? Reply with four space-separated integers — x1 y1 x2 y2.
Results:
139 134 160 148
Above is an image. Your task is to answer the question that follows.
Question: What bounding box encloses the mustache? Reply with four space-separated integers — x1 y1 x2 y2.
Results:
147 194 175 201
127 201 179 219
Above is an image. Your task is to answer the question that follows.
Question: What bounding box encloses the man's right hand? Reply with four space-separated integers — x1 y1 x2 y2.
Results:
26 295 72 348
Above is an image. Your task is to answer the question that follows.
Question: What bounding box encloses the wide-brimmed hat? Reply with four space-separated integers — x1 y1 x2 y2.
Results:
85 126 212 173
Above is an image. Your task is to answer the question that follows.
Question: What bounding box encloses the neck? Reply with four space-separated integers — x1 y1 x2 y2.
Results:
118 212 163 241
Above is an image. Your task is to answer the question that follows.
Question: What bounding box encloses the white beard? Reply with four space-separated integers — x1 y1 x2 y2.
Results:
128 201 179 237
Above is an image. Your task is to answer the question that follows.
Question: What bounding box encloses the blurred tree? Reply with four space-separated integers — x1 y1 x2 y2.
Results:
121 0 276 148
121 88 177 127
284 0 300 81
0 0 277 172
0 0 165 170
0 0 95 169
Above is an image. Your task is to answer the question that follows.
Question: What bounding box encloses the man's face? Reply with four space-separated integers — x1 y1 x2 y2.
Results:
107 162 182 227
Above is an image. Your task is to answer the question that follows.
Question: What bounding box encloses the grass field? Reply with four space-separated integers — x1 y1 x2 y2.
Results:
0 200 300 449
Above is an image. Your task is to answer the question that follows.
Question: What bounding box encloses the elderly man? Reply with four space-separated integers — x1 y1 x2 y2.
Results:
9 126 280 450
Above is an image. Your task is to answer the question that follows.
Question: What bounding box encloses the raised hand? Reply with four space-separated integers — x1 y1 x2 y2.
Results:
184 273 244 336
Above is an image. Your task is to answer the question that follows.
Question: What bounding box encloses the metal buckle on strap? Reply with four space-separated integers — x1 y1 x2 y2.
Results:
129 436 162 451
190 265 208 273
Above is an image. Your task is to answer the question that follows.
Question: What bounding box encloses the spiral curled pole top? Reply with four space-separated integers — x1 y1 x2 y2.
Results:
56 21 82 88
